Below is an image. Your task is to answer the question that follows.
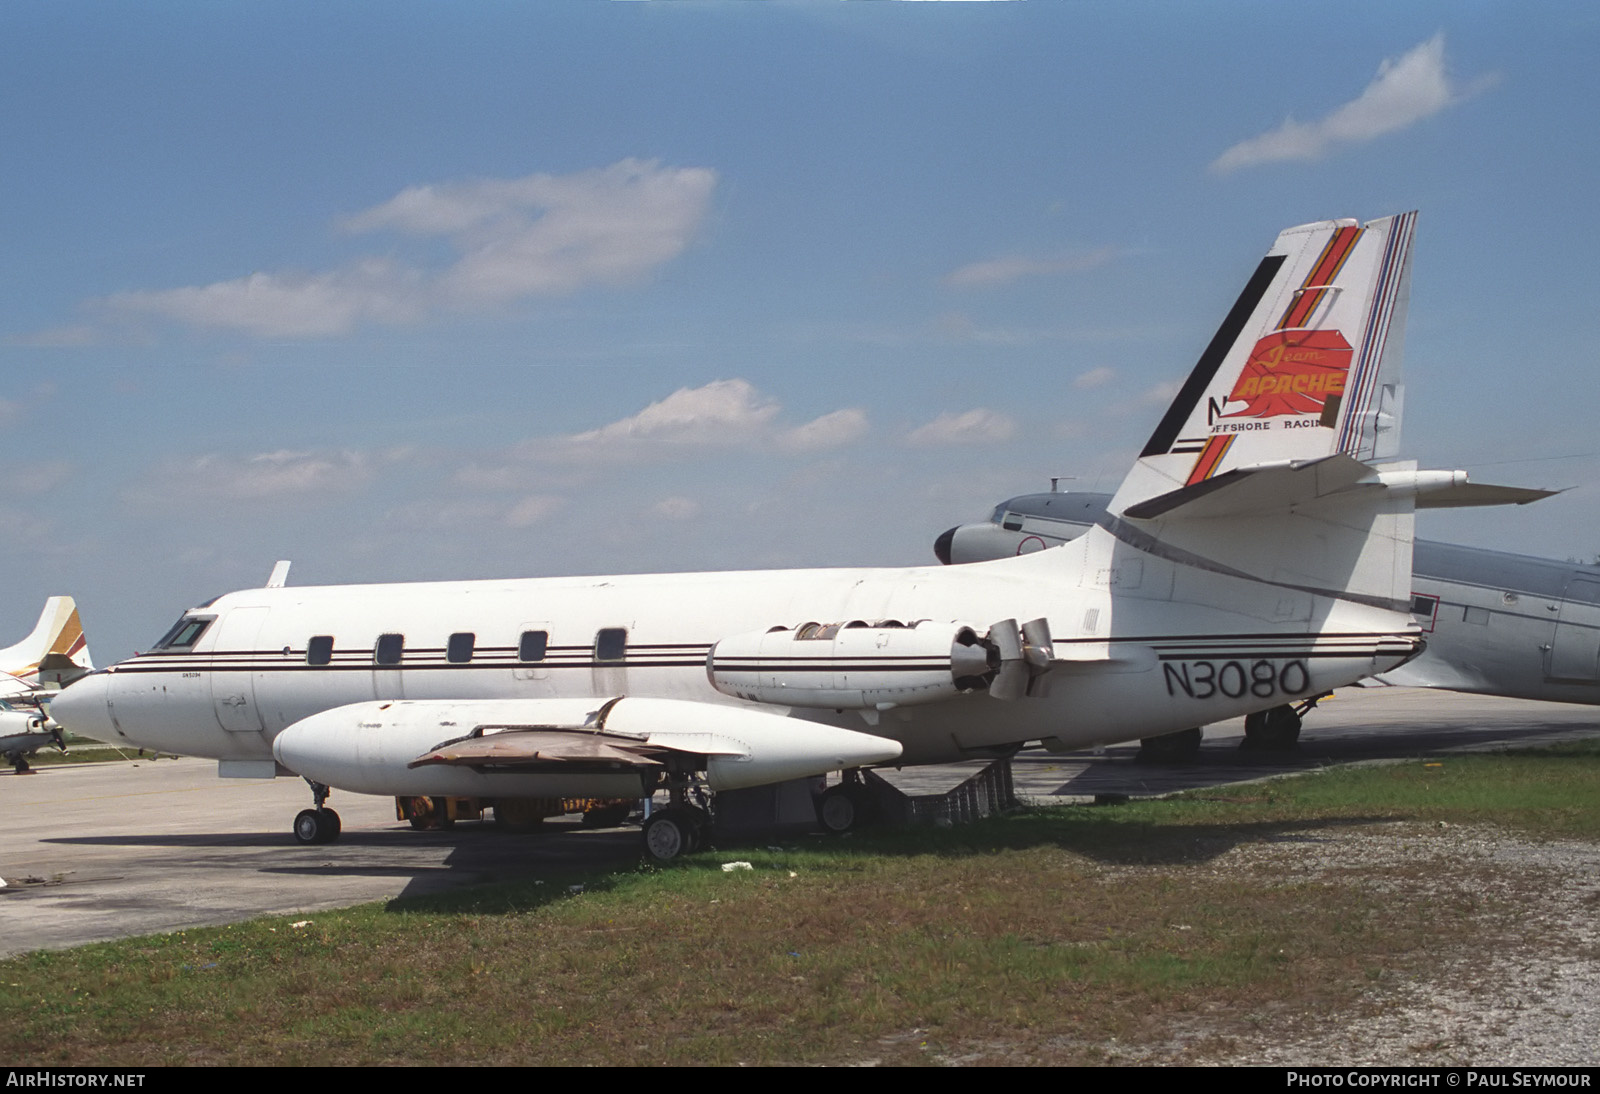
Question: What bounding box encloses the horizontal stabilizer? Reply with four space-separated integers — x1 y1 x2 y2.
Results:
1122 454 1370 520
1414 482 1559 509
1124 459 1556 521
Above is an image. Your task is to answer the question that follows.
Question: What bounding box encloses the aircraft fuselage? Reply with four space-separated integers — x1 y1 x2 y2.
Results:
56 529 1417 772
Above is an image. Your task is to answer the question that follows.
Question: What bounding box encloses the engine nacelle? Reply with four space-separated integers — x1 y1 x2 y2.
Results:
707 620 993 710
0 710 47 735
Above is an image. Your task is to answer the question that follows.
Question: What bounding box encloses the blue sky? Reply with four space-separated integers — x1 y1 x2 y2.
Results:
4 1 1598 661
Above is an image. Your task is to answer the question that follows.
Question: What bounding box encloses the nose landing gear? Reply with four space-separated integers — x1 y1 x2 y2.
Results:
293 779 342 845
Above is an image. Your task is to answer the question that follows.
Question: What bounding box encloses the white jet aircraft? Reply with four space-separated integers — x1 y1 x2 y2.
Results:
0 597 94 772
58 213 1471 858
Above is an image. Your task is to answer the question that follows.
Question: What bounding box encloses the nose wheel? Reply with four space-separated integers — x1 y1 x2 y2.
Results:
293 779 341 844
294 807 342 844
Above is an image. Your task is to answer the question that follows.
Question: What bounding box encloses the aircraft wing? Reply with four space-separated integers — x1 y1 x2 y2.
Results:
0 670 37 702
410 728 673 771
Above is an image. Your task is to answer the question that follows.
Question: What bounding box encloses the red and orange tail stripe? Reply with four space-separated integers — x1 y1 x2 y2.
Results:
1278 224 1362 331
1184 434 1234 486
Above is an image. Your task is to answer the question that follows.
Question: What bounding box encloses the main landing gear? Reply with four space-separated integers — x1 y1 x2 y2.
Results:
815 771 877 834
293 779 341 845
1240 693 1329 752
640 769 711 864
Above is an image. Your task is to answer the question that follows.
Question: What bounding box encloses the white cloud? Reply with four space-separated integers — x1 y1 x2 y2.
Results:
504 494 565 528
943 247 1116 288
0 504 54 546
780 407 870 451
1143 380 1182 405
905 408 1017 447
652 496 701 521
1212 34 1490 173
459 381 872 477
103 159 716 338
559 379 779 450
1074 367 1115 389
0 461 74 496
126 449 369 505
108 260 423 339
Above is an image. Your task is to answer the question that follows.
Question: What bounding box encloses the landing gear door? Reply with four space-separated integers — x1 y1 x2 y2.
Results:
209 606 270 734
1547 579 1600 683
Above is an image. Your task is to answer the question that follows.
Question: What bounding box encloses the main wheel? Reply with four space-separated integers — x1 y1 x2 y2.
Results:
816 785 861 834
642 811 690 863
682 805 711 852
294 808 323 844
1242 705 1302 751
320 808 341 841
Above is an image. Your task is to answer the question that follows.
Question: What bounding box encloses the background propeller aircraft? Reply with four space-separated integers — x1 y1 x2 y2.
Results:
0 597 94 773
57 213 1489 858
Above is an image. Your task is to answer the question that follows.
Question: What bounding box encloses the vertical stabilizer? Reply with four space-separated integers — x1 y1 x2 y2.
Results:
1113 213 1417 514
0 597 94 686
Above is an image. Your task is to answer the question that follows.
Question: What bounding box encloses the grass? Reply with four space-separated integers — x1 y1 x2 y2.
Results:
3 739 1597 1066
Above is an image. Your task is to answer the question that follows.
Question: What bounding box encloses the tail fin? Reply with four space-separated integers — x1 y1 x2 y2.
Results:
1100 214 1420 615
1113 213 1416 514
0 597 94 688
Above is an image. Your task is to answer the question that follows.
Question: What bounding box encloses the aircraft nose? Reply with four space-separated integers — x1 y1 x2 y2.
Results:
933 527 956 566
48 672 115 742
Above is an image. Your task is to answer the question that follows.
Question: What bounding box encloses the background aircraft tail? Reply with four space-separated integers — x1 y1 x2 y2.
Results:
1104 214 1420 613
0 596 94 688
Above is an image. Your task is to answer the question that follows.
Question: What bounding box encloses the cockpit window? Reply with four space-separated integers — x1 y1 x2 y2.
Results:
154 616 213 650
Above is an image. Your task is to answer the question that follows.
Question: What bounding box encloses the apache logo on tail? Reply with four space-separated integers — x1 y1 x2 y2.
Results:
1223 329 1352 422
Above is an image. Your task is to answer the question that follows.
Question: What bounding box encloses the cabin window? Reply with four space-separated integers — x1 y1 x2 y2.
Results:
154 616 213 650
306 635 334 666
595 627 628 662
1410 594 1439 619
1001 513 1024 532
519 630 548 662
1463 606 1490 626
375 633 405 665
447 632 475 663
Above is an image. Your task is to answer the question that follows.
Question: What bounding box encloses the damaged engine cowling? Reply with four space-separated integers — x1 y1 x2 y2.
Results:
706 617 1054 709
